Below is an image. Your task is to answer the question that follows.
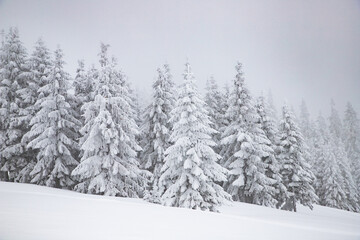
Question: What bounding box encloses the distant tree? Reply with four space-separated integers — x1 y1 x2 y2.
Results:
343 102 360 192
141 66 175 203
277 104 317 212
267 90 278 122
72 43 147 196
204 76 225 149
73 60 94 119
127 83 143 130
329 101 360 212
329 99 343 139
220 63 277 207
255 95 287 206
298 100 317 189
299 100 313 140
26 47 80 188
159 62 230 212
218 83 231 140
313 114 347 209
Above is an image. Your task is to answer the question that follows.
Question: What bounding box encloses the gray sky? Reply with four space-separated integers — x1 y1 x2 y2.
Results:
1 0 359 118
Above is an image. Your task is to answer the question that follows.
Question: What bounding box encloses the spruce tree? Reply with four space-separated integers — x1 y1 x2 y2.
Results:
74 60 93 104
220 63 277 207
0 28 31 181
313 114 347 210
204 76 225 148
267 90 278 122
26 47 79 188
343 102 360 192
255 95 287 206
298 100 317 188
299 100 313 141
72 43 146 197
159 62 230 212
329 99 343 139
277 104 317 211
18 38 53 183
329 101 360 212
141 66 175 203
73 60 94 122
218 83 231 140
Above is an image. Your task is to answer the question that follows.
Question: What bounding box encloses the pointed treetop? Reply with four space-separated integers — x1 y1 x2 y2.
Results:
99 42 110 67
183 61 194 82
235 62 244 79
0 29 4 46
77 59 85 70
54 46 65 67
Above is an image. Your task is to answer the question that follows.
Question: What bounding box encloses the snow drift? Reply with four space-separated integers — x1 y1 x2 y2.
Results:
0 182 359 240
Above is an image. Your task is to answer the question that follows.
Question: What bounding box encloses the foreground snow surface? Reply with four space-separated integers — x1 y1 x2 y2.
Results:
0 182 359 240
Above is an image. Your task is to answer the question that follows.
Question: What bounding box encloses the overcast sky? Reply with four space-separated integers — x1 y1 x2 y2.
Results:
0 0 359 118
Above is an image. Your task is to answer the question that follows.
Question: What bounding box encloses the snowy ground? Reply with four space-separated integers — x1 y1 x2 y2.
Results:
0 182 359 240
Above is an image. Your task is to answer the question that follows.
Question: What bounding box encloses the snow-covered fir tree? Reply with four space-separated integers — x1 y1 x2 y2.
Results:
267 90 278 122
0 28 31 181
204 76 226 150
221 83 231 120
25 47 80 188
220 63 277 207
313 113 347 210
72 43 147 197
126 81 143 130
74 60 93 103
141 66 175 203
299 100 314 141
159 62 230 212
298 100 317 189
343 102 360 192
329 99 343 139
255 95 287 205
277 104 317 211
73 60 94 119
72 60 95 161
17 38 53 183
332 139 360 212
329 101 360 212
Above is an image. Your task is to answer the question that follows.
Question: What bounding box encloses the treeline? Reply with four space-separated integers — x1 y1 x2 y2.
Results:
0 28 359 213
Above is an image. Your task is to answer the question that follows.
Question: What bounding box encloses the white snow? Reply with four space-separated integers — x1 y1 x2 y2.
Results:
0 182 359 240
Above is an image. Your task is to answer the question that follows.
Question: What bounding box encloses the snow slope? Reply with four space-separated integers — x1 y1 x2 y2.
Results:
0 182 359 240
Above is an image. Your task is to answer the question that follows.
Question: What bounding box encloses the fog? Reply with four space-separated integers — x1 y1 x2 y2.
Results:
1 0 359 117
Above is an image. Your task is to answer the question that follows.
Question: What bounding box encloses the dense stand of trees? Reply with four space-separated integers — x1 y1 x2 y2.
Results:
1 28 359 212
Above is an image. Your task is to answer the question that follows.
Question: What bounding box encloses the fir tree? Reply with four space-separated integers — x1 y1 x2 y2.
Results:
329 99 343 139
127 82 143 130
73 60 94 119
204 76 225 147
255 95 287 206
267 90 278 122
159 62 230 212
298 100 317 186
329 101 360 212
220 63 277 207
343 102 360 192
18 38 53 183
313 114 347 209
26 47 79 188
221 83 231 128
277 104 317 211
0 28 31 181
74 60 93 103
72 43 146 197
141 66 175 203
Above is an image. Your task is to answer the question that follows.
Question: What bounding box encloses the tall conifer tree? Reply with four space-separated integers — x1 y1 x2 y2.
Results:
159 62 230 212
